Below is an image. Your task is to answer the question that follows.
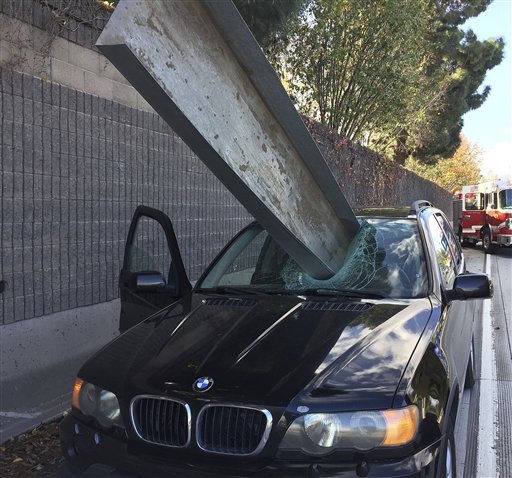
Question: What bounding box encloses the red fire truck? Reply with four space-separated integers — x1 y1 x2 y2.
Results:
453 179 512 253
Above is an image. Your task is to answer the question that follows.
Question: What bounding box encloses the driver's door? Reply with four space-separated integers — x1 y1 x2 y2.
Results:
119 206 191 332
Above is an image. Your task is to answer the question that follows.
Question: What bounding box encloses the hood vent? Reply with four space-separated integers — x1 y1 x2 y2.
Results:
204 298 257 308
303 301 372 312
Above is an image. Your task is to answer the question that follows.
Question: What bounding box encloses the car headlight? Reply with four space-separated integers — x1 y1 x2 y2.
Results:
279 405 419 454
72 378 124 429
505 218 512 230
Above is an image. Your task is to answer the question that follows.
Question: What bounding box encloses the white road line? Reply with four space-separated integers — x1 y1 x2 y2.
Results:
477 254 498 478
0 411 42 419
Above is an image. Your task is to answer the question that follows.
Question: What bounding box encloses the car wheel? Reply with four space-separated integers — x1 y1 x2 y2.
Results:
482 231 495 254
465 337 475 389
438 419 456 478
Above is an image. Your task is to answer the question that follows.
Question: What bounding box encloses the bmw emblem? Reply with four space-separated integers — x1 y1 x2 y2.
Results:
193 377 214 392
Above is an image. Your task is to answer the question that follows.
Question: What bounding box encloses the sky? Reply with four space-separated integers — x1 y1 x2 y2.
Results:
462 0 512 180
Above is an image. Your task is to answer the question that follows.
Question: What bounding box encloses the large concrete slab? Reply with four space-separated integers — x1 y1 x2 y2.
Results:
96 0 359 279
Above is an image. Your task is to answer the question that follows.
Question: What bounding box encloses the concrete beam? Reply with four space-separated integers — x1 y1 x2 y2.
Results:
97 0 359 278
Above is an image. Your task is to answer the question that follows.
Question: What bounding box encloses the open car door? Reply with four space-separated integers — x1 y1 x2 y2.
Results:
119 206 191 332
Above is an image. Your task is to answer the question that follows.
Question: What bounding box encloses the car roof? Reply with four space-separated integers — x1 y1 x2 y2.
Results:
354 207 412 218
355 200 434 219
248 202 434 226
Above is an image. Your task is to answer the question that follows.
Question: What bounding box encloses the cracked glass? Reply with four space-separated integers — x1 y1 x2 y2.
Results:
199 218 428 299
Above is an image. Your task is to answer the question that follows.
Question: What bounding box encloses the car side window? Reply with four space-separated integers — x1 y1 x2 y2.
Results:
435 213 462 273
427 215 457 289
127 216 173 280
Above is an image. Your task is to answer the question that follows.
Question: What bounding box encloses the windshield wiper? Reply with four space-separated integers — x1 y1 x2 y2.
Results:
299 288 385 299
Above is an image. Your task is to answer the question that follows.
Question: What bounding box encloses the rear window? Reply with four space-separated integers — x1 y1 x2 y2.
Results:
199 218 428 299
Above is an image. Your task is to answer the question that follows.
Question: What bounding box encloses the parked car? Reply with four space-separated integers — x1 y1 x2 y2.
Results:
60 202 492 478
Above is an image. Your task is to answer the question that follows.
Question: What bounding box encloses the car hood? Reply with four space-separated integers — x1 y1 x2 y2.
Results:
80 293 432 409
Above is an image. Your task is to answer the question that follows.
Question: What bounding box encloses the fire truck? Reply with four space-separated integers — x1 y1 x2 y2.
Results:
453 179 512 253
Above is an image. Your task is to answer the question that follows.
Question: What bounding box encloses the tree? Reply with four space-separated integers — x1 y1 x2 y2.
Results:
406 0 504 162
232 0 307 46
281 0 430 143
406 135 482 191
273 0 503 165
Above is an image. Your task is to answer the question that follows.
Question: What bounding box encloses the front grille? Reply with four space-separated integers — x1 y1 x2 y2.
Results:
197 405 271 455
131 396 190 447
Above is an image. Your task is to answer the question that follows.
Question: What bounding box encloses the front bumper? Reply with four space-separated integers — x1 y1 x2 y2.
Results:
60 415 440 478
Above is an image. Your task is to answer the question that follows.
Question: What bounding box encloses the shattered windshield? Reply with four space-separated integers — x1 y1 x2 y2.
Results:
198 218 428 299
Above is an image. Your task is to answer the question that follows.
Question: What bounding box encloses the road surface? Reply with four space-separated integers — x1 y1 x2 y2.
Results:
456 245 512 478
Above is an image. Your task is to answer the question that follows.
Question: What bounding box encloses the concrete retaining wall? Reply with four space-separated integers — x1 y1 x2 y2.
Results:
0 65 252 324
0 299 120 442
306 118 454 216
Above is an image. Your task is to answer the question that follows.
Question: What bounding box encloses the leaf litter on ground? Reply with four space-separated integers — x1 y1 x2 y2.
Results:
0 416 65 477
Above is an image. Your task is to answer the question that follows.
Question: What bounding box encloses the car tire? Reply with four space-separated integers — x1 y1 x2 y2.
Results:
465 337 475 390
482 230 495 254
438 418 456 478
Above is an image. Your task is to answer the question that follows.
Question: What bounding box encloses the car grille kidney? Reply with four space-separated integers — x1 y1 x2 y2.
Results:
197 405 272 455
131 396 190 447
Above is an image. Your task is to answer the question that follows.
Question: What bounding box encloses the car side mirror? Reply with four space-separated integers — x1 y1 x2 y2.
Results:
447 273 493 301
130 271 167 292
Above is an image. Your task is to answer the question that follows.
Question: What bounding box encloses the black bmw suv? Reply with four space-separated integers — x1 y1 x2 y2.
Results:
60 202 492 477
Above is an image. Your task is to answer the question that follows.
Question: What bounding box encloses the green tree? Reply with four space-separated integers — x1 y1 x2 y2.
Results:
281 0 431 143
406 0 504 162
274 0 504 165
406 135 483 191
233 0 307 46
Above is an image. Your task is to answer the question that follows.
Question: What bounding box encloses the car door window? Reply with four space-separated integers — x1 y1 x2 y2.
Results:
435 213 462 273
127 216 173 280
119 206 191 333
427 215 457 289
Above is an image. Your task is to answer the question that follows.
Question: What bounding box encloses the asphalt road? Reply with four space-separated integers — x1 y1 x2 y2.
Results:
455 245 512 478
58 245 512 478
